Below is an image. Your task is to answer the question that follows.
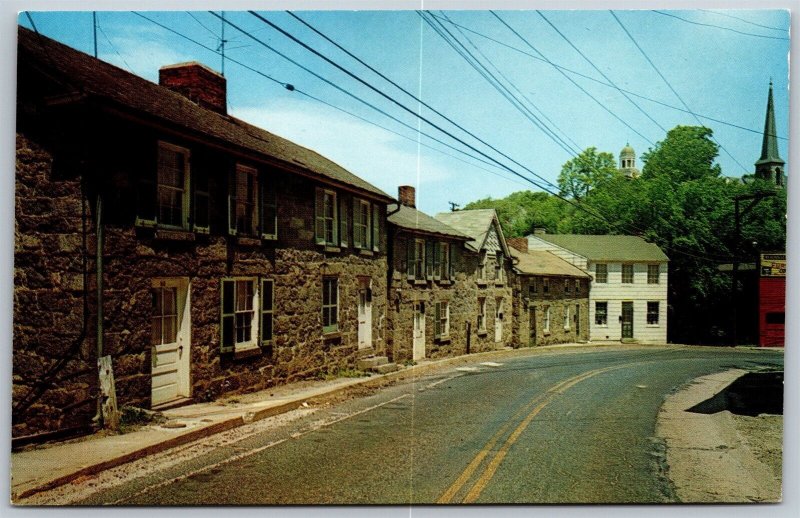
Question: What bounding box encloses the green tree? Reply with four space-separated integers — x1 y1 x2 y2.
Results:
641 126 722 183
557 147 619 200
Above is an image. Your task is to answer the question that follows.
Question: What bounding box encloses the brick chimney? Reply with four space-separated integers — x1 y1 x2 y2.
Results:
398 185 416 208
507 238 529 253
159 62 227 115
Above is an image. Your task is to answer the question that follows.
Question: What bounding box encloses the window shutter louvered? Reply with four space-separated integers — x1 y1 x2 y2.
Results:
227 172 237 236
261 175 277 239
261 279 274 346
425 241 434 279
433 242 441 280
339 197 348 247
434 302 441 339
352 198 362 248
407 240 415 280
372 204 380 252
220 279 235 353
331 194 339 245
314 188 325 244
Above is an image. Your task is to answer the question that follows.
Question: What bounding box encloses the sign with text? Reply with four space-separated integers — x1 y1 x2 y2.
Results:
760 253 786 277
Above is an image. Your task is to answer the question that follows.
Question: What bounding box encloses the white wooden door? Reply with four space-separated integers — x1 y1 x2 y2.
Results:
413 301 426 360
495 298 504 343
151 278 190 407
357 279 372 349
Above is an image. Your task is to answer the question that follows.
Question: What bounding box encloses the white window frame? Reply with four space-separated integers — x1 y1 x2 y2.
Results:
647 264 660 284
152 282 179 347
229 163 259 237
543 305 551 333
647 301 660 326
564 278 570 294
414 239 426 280
261 279 274 346
220 277 260 354
622 263 634 284
315 188 338 246
322 276 339 334
564 305 570 330
478 297 487 332
543 277 550 293
595 301 608 327
435 301 450 339
595 263 608 283
353 198 371 249
155 141 191 230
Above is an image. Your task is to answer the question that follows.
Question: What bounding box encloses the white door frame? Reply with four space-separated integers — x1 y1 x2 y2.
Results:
357 278 373 350
413 301 426 360
151 277 191 406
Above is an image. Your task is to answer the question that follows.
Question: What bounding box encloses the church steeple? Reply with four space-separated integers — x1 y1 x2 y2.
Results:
755 80 785 187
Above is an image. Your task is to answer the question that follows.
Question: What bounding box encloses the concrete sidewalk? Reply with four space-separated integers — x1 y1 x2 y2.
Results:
9 342 622 501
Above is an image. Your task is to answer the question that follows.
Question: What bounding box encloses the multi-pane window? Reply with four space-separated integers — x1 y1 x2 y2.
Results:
564 278 570 293
435 301 450 339
478 297 487 331
157 142 190 229
322 277 339 333
595 302 608 325
438 242 451 280
647 301 660 325
478 251 488 281
371 204 380 252
414 239 426 279
543 278 550 293
353 198 371 249
528 279 537 297
338 198 349 247
261 175 277 240
543 306 551 333
315 188 338 246
647 264 660 284
221 278 258 353
152 285 178 345
595 263 608 283
230 164 259 236
574 279 580 292
564 305 570 330
261 279 274 345
622 264 634 284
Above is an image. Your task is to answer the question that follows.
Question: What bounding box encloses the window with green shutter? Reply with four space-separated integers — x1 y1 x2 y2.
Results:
220 278 258 353
339 197 349 247
322 277 339 333
315 188 337 246
372 204 380 252
261 174 277 240
425 241 434 279
433 242 441 280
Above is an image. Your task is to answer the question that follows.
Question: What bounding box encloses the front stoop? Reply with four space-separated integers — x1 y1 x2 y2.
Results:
357 355 400 374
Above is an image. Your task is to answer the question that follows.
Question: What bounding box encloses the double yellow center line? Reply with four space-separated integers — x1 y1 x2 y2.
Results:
437 364 625 504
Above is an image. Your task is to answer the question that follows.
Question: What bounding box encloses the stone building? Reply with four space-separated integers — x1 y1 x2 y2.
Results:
434 209 514 350
527 232 669 344
506 239 590 347
386 186 472 361
14 27 393 437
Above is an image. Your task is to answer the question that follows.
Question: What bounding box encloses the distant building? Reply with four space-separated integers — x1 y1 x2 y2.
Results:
754 81 785 187
527 232 669 343
507 238 590 347
619 143 640 179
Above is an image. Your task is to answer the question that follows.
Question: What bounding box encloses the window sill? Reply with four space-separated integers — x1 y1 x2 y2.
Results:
477 330 488 337
543 331 551 336
322 331 342 340
358 249 374 256
234 344 262 360
438 279 453 286
323 246 341 253
646 324 660 327
476 280 488 287
413 280 428 286
236 236 261 247
595 324 608 328
436 336 451 344
154 229 196 242
495 281 505 287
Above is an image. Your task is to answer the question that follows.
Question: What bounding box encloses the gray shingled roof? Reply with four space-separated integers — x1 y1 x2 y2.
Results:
531 234 669 262
18 27 391 201
388 204 470 240
510 248 590 278
435 209 505 253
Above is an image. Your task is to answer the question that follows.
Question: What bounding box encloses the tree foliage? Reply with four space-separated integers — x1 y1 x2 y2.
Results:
460 126 786 344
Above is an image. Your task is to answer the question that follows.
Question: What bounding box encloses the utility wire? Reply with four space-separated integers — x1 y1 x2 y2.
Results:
248 11 733 261
536 10 667 134
96 14 134 73
697 9 789 33
652 10 789 41
611 10 750 174
490 11 656 146
186 11 219 40
429 10 582 158
428 12 787 141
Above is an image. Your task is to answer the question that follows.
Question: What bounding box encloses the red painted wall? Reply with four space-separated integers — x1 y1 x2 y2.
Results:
759 277 785 347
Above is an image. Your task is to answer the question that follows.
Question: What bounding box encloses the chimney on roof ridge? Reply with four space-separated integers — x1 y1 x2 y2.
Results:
398 185 416 208
159 62 227 115
507 238 529 253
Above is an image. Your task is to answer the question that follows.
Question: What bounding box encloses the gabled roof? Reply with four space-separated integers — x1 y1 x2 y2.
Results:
17 26 392 202
529 234 669 262
510 248 590 278
387 204 470 240
434 209 510 254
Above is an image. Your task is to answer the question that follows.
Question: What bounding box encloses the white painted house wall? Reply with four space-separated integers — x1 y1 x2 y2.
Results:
527 235 668 344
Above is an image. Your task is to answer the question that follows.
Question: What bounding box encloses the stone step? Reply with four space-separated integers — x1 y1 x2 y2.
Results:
372 362 400 374
357 356 389 370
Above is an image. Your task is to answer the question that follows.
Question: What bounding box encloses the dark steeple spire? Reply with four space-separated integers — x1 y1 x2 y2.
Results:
755 80 785 187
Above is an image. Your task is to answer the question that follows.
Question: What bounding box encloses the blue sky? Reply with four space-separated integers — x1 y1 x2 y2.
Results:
17 8 790 215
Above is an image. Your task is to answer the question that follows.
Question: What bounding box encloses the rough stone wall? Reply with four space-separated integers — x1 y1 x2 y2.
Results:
13 133 96 437
387 234 513 362
514 275 590 346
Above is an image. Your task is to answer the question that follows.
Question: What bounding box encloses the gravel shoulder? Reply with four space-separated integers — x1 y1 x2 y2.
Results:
657 369 782 503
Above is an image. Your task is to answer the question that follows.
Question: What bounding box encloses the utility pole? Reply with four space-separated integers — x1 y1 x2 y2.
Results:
731 190 775 346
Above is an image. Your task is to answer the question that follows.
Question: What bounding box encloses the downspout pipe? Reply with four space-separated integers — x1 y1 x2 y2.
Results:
94 193 104 425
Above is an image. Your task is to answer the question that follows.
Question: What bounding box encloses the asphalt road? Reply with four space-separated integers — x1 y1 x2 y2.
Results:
75 345 783 505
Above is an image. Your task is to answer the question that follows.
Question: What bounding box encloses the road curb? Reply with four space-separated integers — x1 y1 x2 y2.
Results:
12 342 637 500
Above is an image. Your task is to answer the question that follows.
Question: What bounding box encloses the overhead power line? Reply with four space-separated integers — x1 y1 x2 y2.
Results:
610 11 750 174
489 10 656 147
536 10 667 134
652 10 790 41
427 12 787 142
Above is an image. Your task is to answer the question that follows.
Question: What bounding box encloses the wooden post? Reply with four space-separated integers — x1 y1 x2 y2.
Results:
98 355 119 431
